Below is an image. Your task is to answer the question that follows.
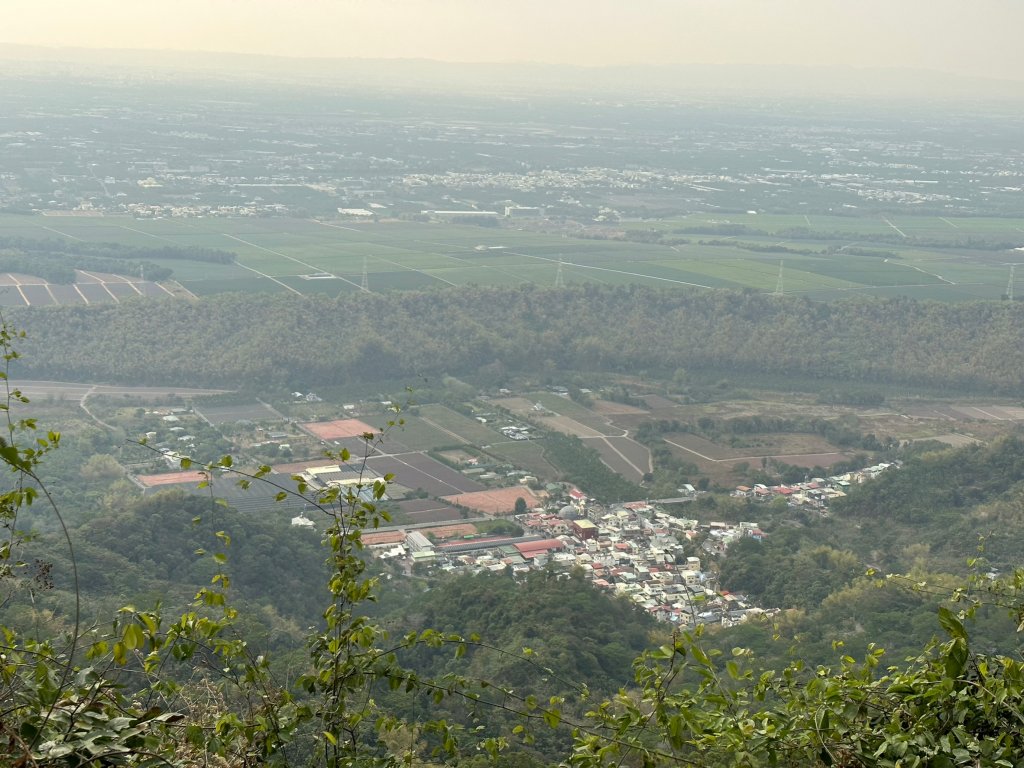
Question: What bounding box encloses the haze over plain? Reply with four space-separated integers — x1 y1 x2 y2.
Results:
3 0 1024 100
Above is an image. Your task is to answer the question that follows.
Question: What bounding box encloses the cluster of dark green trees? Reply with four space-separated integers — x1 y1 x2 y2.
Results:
10 286 1024 395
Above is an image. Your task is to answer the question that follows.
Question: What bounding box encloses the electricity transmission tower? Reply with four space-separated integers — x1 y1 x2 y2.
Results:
554 258 565 288
774 260 784 295
361 256 369 293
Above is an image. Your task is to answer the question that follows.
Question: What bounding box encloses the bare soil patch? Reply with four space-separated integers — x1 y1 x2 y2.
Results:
420 523 478 541
137 470 208 487
443 486 539 515
301 418 377 440
590 399 648 416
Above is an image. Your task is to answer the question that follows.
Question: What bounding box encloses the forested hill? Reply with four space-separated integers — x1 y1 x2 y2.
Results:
12 286 1024 393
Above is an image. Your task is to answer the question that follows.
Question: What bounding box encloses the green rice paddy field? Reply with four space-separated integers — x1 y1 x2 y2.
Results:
3 212 1023 303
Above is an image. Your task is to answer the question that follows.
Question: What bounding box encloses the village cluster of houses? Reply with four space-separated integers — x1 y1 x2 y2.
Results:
355 456 904 626
732 462 900 511
362 491 768 628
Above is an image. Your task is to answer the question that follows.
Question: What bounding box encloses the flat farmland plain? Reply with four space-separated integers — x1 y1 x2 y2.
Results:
2 213 1022 303
367 453 484 497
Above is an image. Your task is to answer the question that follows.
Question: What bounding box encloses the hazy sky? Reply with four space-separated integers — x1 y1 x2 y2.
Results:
5 0 1024 81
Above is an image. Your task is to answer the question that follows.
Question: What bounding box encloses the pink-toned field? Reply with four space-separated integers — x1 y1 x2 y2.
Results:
443 486 539 516
419 523 479 540
301 418 377 440
136 470 208 487
362 531 407 547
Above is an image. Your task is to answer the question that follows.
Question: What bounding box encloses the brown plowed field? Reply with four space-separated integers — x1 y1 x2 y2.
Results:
443 486 539 515
591 399 649 415
302 418 378 440
137 470 209 487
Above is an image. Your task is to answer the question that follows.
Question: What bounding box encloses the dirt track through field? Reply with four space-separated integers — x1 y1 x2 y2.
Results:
583 435 651 481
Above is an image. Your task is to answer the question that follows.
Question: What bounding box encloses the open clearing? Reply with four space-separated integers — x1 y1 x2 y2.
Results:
442 486 539 515
197 401 282 425
136 470 209 487
591 399 649 416
301 418 378 440
391 498 465 525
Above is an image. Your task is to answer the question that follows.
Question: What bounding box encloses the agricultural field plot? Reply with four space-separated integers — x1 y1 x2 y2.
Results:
418 523 480 542
274 275 361 296
417 404 503 445
483 440 559 479
195 401 283 426
390 416 468 451
591 399 650 416
184 277 293 296
47 285 85 304
794 257 947 287
535 413 608 439
901 403 1024 423
887 216 1024 239
135 470 209 488
106 283 144 301
358 271 450 291
145 260 252 282
367 452 485 497
425 265 532 286
669 213 1024 242
338 434 407 456
301 418 377 440
583 435 652 483
896 257 1013 286
661 431 846 465
489 397 537 415
494 394 619 436
20 285 55 305
3 214 1022 300
0 270 172 306
442 486 540 516
388 498 465 526
529 392 612 421
687 257 860 292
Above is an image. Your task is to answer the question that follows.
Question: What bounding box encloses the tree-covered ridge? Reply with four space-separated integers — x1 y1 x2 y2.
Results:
25 490 329 629
834 435 1024 522
12 286 1024 394
404 571 656 695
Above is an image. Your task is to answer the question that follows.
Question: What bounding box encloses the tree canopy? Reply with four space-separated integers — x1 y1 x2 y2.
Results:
11 286 1024 395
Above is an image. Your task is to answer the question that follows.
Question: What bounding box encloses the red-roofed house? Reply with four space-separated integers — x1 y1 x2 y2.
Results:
514 539 566 559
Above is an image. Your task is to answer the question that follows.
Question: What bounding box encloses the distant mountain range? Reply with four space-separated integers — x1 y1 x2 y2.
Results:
2 42 1022 104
